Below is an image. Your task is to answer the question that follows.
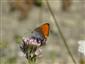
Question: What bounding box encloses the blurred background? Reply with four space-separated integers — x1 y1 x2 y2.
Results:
0 0 85 64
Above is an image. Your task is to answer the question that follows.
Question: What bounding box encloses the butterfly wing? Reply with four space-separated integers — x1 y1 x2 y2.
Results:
33 23 49 39
40 23 49 38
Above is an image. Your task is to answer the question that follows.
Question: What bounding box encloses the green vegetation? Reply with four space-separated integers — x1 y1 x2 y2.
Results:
14 35 22 44
35 0 42 7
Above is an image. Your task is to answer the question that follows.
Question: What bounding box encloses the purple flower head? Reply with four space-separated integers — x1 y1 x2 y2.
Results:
22 37 40 46
20 36 47 60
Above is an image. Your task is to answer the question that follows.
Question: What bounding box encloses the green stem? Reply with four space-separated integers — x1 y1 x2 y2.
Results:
45 0 77 64
27 46 37 64
28 60 36 64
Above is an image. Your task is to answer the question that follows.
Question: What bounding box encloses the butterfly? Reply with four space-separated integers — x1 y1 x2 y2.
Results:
31 23 49 46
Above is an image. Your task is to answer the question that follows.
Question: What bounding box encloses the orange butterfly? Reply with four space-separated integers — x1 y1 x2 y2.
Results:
32 23 49 45
32 23 50 45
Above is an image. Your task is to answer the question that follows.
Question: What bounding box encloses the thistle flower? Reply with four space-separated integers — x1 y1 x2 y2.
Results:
20 36 46 62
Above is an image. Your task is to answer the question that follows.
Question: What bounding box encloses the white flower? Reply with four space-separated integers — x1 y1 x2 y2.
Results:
78 40 85 56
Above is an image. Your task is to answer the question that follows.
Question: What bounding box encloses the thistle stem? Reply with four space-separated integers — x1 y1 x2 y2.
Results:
45 0 77 64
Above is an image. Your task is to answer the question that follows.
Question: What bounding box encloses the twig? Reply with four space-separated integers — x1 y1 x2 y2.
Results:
45 0 77 64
